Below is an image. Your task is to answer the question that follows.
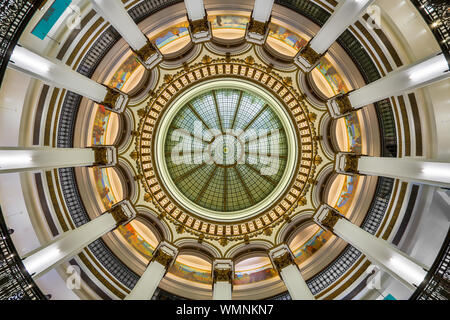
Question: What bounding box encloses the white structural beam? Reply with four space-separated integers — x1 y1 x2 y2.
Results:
268 244 315 300
125 242 178 300
185 0 211 43
335 152 450 188
313 204 428 291
0 146 116 174
212 259 233 300
295 0 375 72
327 53 449 118
245 0 274 45
89 0 162 69
8 46 128 113
22 200 136 279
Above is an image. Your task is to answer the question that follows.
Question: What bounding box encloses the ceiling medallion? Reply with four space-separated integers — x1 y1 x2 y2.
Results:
132 53 319 246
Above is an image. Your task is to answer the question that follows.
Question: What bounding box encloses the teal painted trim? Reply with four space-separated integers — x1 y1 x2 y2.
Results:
31 0 72 40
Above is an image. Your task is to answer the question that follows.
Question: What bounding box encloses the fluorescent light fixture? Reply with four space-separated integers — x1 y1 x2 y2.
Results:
409 55 448 82
422 165 450 180
11 47 50 75
0 155 32 167
24 248 61 275
389 256 426 286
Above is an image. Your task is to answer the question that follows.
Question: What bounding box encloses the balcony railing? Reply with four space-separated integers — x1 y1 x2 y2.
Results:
411 227 450 300
411 0 450 64
0 207 46 300
0 0 43 85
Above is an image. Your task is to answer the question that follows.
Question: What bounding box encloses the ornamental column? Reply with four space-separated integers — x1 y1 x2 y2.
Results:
22 200 137 279
295 0 375 72
245 0 274 45
313 204 428 290
89 0 162 69
9 46 128 113
327 53 449 118
335 152 450 188
125 241 178 300
0 146 116 174
185 0 211 43
212 259 233 300
268 244 315 300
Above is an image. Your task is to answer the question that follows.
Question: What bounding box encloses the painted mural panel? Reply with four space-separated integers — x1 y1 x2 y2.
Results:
109 55 141 91
344 112 362 154
234 265 278 285
210 15 248 30
316 58 349 95
293 229 333 264
150 22 190 49
268 23 308 51
169 262 212 285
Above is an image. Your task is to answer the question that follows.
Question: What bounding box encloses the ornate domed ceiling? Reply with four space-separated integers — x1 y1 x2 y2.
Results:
71 5 380 299
2 0 447 302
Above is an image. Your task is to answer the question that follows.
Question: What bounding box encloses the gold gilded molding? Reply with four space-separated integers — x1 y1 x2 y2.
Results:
109 205 129 226
335 93 353 115
247 17 268 35
343 154 360 174
93 147 109 166
321 210 343 233
152 248 175 268
299 43 322 65
272 252 295 272
213 268 232 283
102 87 120 108
189 16 209 34
134 41 157 62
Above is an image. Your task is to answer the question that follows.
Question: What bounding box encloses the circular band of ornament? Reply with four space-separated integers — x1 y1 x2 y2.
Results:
136 56 318 241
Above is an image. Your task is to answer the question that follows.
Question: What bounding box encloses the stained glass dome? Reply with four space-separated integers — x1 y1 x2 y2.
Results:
163 88 289 213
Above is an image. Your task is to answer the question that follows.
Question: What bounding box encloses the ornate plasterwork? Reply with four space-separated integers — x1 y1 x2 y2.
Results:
334 93 353 115
213 268 233 283
189 16 209 34
272 251 295 272
298 43 323 65
133 41 157 62
247 17 269 35
109 205 129 227
102 87 121 108
152 248 175 268
125 46 328 249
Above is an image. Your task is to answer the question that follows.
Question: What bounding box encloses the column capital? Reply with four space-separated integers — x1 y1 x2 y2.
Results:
132 41 162 70
212 259 234 284
91 146 117 168
245 16 270 45
268 244 296 273
151 241 178 269
188 15 211 43
100 86 129 113
326 92 353 118
312 204 345 233
335 152 361 175
108 200 137 227
294 42 323 72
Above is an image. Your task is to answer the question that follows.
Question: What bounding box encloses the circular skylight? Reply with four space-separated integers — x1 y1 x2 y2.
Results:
163 88 289 213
